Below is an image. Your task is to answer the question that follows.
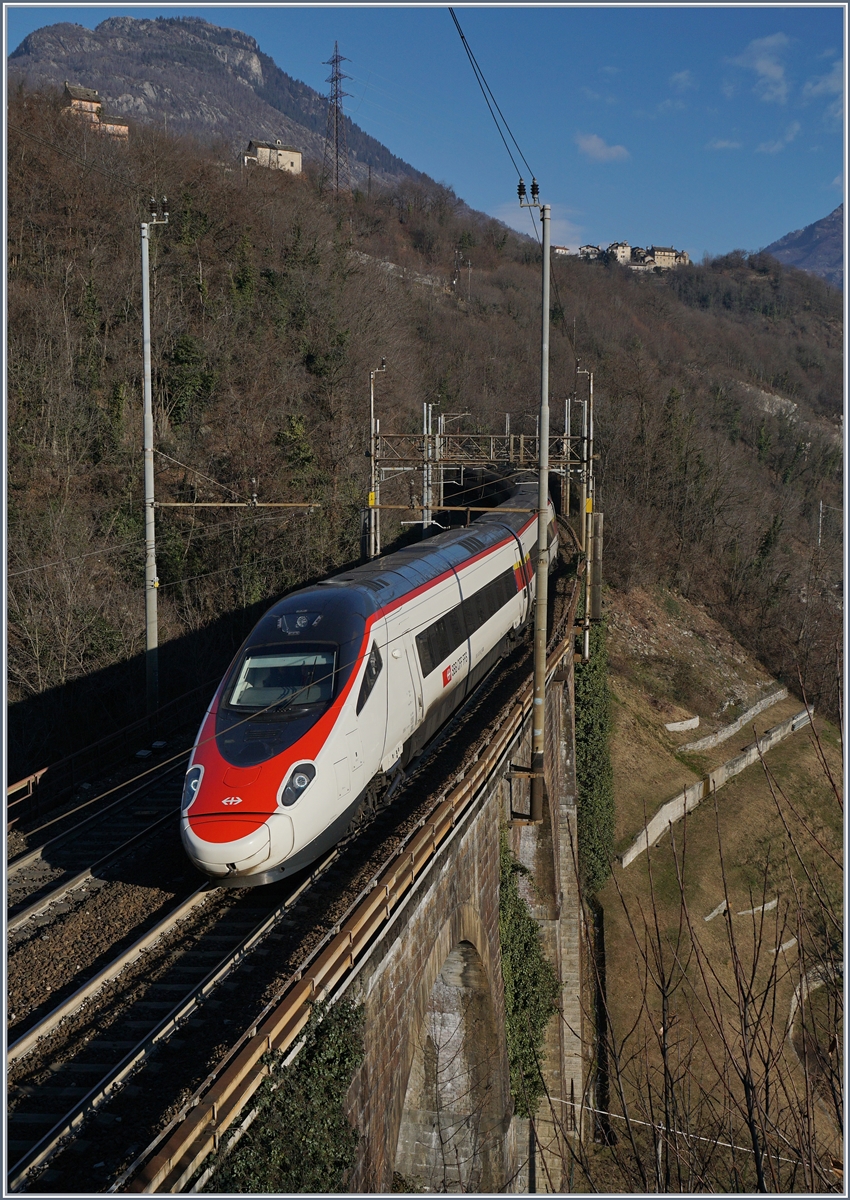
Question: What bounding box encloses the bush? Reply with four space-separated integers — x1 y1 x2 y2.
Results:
499 834 560 1117
203 999 364 1193
575 621 615 893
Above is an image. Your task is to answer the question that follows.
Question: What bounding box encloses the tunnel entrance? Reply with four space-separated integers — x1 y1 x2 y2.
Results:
393 940 508 1192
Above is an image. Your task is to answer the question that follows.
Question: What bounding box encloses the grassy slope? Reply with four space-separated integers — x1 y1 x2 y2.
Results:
587 582 843 1188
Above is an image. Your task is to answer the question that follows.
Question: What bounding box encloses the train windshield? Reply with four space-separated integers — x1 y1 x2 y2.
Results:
226 647 337 713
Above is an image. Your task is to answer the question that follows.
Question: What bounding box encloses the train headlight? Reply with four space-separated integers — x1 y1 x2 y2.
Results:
281 763 316 806
181 765 203 812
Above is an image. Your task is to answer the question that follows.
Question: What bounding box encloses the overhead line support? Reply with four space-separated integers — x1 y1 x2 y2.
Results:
141 196 169 717
519 177 550 825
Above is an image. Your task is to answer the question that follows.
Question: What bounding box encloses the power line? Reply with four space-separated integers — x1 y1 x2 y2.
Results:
7 509 302 579
448 9 535 182
7 122 139 195
8 537 147 579
154 449 245 500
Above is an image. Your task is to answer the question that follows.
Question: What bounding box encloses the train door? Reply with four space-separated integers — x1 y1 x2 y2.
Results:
403 630 425 733
383 614 416 767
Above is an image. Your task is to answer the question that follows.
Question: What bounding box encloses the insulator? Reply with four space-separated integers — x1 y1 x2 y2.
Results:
530 178 539 202
161 196 169 218
149 196 157 217
517 178 526 201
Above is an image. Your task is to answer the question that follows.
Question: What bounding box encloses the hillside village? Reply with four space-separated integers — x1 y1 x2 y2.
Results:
553 241 691 270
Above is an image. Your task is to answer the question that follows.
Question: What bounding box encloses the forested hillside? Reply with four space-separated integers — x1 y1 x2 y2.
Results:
7 86 843 776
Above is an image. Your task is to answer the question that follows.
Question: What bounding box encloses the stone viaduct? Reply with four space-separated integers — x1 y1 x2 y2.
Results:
343 623 585 1193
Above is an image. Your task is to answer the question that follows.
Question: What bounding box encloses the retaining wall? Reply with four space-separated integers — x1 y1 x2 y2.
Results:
621 708 812 869
679 687 787 752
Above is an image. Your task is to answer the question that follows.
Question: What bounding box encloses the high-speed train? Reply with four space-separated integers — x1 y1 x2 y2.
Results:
180 479 557 886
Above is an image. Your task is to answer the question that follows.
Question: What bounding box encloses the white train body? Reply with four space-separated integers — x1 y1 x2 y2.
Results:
180 482 557 885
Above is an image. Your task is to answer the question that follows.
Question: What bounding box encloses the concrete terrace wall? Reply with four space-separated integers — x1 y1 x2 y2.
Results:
679 687 787 752
621 708 813 869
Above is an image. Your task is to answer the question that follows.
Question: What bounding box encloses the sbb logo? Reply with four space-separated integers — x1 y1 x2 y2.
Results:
441 650 469 688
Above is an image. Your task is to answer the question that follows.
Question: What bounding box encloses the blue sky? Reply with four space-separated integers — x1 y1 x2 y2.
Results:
4 4 846 257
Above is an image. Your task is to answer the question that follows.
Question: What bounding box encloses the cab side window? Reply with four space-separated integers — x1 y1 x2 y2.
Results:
356 642 383 714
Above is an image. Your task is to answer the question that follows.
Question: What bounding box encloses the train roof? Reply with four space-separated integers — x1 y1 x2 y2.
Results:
315 478 540 611
242 480 544 649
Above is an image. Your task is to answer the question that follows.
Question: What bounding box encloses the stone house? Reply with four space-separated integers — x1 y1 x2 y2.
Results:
607 241 631 266
244 140 302 174
63 81 101 121
62 82 128 139
579 245 602 260
649 245 678 269
628 249 656 272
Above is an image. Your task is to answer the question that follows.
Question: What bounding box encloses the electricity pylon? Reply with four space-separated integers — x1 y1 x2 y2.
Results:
321 41 353 197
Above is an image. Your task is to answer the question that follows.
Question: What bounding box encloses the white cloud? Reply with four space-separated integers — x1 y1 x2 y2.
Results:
803 58 843 98
803 58 844 124
669 70 697 92
756 120 801 154
575 132 630 162
730 33 790 104
707 138 742 150
831 174 843 190
582 86 617 105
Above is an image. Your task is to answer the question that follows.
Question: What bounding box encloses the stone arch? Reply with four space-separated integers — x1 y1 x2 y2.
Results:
393 917 511 1193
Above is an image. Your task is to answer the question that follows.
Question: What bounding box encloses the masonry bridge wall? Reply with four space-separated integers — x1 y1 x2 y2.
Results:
343 649 584 1193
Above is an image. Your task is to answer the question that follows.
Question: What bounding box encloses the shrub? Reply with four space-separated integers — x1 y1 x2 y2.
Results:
575 621 615 893
499 834 560 1117
203 999 364 1193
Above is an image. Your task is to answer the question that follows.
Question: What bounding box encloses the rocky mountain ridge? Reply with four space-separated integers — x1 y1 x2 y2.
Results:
762 203 843 289
8 15 429 190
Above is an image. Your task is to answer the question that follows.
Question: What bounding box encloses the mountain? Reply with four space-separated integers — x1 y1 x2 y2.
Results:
762 204 844 290
7 15 429 190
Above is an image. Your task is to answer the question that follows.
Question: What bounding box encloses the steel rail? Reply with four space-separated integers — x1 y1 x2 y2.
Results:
6 689 212 831
8 885 216 1064
122 577 582 1194
6 848 340 1194
8 758 188 864
8 807 179 934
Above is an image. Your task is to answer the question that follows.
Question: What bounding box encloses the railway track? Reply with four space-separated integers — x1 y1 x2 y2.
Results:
7 560 580 1192
8 765 187 939
6 853 345 1193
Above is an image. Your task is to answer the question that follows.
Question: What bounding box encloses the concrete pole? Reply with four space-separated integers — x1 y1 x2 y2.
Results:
564 391 571 518
422 402 432 535
141 222 159 715
579 393 588 553
369 370 377 559
375 418 382 554
583 372 594 661
530 203 551 824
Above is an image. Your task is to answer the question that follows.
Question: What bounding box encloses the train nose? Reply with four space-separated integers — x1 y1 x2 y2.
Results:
182 813 294 878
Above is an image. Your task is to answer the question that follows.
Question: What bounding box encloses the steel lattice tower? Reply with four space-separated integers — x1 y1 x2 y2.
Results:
321 42 353 197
